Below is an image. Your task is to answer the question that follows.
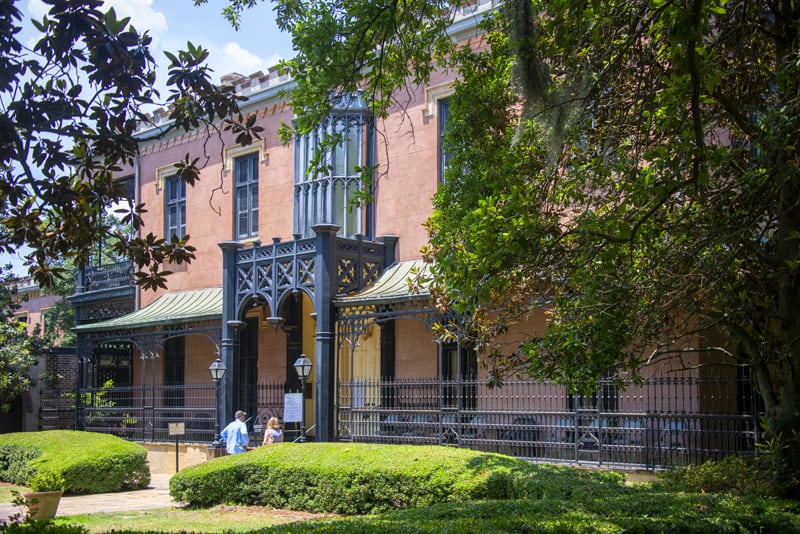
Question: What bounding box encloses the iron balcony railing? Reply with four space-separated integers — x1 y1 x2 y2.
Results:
78 260 133 293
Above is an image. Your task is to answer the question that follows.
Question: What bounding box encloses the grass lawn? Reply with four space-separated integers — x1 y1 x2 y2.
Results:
2 444 798 533
50 505 336 533
0 483 27 503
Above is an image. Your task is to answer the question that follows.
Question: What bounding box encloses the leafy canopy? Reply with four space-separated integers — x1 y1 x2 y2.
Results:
0 265 40 412
0 0 261 289
427 0 800 480
222 0 800 485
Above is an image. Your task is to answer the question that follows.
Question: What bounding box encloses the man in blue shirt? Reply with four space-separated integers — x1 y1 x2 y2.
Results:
220 410 250 454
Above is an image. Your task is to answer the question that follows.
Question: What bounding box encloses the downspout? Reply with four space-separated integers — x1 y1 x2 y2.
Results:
133 155 141 311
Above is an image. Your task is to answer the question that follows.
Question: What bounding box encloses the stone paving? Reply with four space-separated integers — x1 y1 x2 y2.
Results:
1 473 180 523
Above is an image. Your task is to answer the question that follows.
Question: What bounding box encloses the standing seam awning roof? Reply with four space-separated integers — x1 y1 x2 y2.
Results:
334 260 431 307
72 287 222 333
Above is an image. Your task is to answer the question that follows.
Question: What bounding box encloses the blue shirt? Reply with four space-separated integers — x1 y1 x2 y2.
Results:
220 418 249 454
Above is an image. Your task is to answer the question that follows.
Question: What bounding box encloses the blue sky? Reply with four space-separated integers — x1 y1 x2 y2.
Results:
3 1 295 276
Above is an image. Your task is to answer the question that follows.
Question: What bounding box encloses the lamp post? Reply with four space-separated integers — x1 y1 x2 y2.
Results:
293 354 312 443
209 358 227 454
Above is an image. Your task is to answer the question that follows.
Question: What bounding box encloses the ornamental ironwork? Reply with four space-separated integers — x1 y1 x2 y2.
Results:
233 235 386 316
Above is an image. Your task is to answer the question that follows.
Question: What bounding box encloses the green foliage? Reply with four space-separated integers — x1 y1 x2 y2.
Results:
0 445 38 485
18 455 800 533
0 265 39 412
0 0 261 290
39 264 76 348
27 471 66 493
267 493 800 534
656 456 777 497
0 320 38 412
264 0 457 194
0 431 150 494
63 380 137 434
755 425 800 497
170 454 798 534
170 442 540 514
0 521 87 534
234 0 800 473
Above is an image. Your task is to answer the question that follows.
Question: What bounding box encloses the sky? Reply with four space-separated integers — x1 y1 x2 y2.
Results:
3 0 295 277
25 0 295 83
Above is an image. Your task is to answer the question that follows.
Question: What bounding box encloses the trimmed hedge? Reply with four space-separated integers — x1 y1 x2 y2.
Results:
266 494 800 533
170 442 552 514
0 430 150 494
170 443 627 515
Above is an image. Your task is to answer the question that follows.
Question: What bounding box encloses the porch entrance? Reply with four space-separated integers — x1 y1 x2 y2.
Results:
236 317 259 428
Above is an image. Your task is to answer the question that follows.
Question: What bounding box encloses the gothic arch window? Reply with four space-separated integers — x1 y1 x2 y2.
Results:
294 93 373 239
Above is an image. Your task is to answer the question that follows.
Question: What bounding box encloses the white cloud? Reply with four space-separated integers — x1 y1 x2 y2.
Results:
25 0 168 49
208 41 280 80
104 0 169 47
26 0 47 19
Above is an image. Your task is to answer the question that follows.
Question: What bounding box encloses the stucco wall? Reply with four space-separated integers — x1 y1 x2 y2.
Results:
143 442 210 475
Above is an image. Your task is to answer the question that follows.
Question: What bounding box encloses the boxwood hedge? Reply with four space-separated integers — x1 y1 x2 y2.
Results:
0 430 150 494
169 442 624 515
266 494 800 534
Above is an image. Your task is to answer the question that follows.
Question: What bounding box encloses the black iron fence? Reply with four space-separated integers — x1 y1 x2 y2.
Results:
40 372 762 470
337 373 762 469
40 382 286 445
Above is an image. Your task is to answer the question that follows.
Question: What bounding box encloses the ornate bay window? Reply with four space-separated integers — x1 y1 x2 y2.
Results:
294 93 373 239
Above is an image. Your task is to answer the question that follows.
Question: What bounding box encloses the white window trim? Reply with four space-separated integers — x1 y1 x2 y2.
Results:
154 163 181 192
424 83 455 118
224 140 268 174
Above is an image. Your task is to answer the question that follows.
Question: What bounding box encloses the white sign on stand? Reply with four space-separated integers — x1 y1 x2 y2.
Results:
283 393 303 423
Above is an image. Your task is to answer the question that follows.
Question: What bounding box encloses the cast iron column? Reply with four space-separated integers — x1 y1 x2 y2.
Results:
312 224 339 442
218 241 243 430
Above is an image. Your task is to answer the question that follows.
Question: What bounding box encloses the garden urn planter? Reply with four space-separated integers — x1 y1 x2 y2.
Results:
22 490 63 520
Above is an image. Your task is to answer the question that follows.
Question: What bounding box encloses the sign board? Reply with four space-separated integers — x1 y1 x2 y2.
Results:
168 422 185 436
283 393 303 423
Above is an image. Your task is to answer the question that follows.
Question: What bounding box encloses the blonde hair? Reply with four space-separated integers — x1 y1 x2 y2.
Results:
267 417 281 429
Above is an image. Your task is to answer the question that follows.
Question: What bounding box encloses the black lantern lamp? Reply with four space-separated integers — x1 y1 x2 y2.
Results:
208 358 227 450
293 354 312 442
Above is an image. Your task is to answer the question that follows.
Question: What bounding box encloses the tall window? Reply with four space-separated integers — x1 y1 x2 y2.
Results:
294 93 372 239
165 175 186 238
441 341 477 409
438 98 451 184
235 152 259 240
164 337 185 408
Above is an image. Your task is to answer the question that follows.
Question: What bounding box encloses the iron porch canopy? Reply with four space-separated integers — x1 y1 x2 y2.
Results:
72 287 222 333
333 259 430 307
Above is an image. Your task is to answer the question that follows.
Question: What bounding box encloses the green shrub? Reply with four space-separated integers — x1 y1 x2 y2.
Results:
27 471 65 492
0 521 87 534
170 442 539 514
754 426 800 498
656 455 778 497
0 445 39 485
0 430 150 494
268 486 800 533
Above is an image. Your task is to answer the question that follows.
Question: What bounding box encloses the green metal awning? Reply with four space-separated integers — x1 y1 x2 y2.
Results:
72 287 222 333
334 260 431 307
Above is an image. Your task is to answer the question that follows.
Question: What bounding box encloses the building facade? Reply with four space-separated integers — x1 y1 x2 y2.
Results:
61 2 759 468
